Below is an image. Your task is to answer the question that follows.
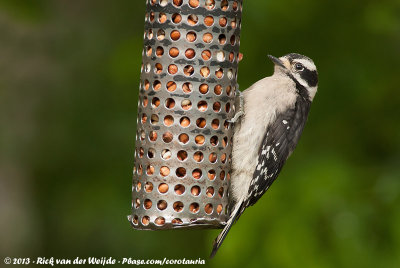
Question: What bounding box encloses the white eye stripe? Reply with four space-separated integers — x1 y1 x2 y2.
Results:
294 59 316 71
294 73 308 88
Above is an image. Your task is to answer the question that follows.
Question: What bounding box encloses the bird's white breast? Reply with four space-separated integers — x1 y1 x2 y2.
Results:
230 74 298 202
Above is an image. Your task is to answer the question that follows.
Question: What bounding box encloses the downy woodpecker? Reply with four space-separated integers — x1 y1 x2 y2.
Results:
211 53 318 257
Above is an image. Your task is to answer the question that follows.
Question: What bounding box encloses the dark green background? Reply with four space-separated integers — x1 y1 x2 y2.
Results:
1 0 399 267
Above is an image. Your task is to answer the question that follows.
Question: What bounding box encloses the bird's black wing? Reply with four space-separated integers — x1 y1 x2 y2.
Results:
244 97 311 208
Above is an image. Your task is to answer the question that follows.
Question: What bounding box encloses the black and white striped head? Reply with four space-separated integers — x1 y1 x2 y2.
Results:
269 53 318 101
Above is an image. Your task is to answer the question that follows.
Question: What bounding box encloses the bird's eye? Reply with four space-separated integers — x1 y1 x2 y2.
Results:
295 63 304 71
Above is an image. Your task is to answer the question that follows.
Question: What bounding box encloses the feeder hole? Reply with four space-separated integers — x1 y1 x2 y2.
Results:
155 216 165 226
132 215 138 225
193 151 204 162
146 46 152 57
160 0 168 7
157 29 165 41
209 153 217 163
136 182 141 192
196 118 206 128
157 200 167 211
204 16 214 26
191 186 200 196
213 102 221 112
200 67 210 78
176 167 186 178
147 148 155 158
220 170 226 180
206 187 214 197
188 14 198 25
215 68 224 79
218 187 224 198
182 82 193 93
184 65 194 76
184 49 195 60
151 97 160 108
197 101 208 112
161 149 172 160
142 216 150 225
221 0 228 10
155 47 163 57
189 0 199 8
147 165 155 175
144 199 152 209
211 119 220 129
202 50 211 60
172 218 183 224
195 135 205 145
219 17 227 27
172 13 182 24
174 184 185 195
153 80 161 91
162 132 173 143
208 170 216 180
160 166 170 177
218 34 226 45
144 80 150 90
178 133 189 144
173 0 183 7
210 136 218 146
205 204 213 214
177 150 188 161
205 0 215 10
150 114 159 125
165 98 176 109
170 30 181 41
180 117 190 127
186 32 197 42
181 99 192 110
192 169 202 180
164 115 174 126
189 203 200 213
173 201 184 212
198 84 208 95
221 153 227 163
145 182 153 193
169 47 179 58
167 81 177 92
159 13 167 23
203 33 213 43
158 183 169 194
141 114 147 124
168 64 178 75
217 204 223 214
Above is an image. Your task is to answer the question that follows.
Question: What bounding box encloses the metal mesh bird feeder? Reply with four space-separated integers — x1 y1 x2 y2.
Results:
129 0 243 230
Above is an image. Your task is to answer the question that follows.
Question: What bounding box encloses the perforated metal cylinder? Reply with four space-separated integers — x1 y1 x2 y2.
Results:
129 0 243 230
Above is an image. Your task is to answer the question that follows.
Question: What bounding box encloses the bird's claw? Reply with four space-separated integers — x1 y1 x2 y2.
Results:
228 88 244 124
228 111 244 123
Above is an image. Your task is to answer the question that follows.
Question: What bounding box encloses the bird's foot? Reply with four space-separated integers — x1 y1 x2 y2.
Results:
228 111 244 123
228 89 244 124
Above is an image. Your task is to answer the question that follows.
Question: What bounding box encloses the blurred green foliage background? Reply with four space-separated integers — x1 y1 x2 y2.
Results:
1 0 399 267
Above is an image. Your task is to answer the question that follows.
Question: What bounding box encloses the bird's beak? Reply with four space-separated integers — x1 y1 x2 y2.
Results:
268 55 286 69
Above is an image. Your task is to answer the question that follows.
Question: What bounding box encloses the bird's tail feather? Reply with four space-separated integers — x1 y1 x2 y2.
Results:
210 202 243 258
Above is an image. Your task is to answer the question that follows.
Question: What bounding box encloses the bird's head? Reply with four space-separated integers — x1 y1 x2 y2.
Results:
269 53 318 101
